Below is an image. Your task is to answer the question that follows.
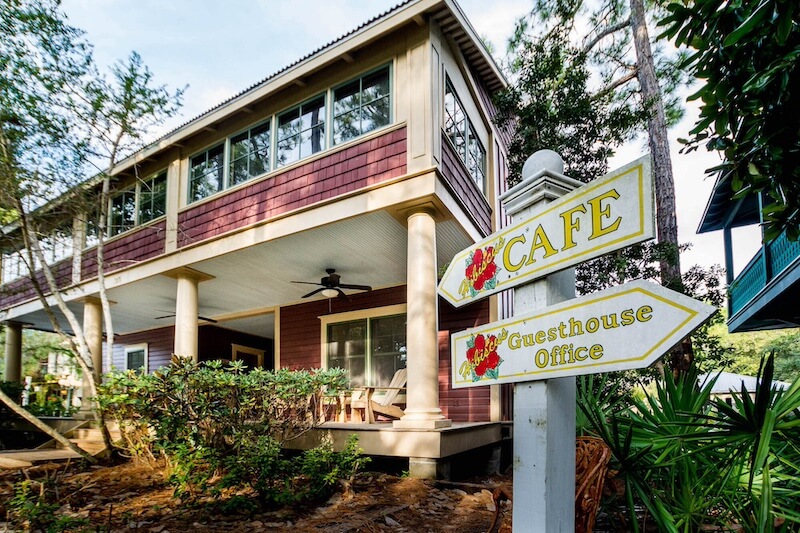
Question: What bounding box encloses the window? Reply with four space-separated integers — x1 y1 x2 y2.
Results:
139 171 167 224
327 313 406 387
189 144 224 202
185 63 393 204
232 344 265 369
333 66 391 145
277 95 326 167
444 78 487 192
109 170 168 236
125 344 148 373
1 252 25 283
230 121 271 186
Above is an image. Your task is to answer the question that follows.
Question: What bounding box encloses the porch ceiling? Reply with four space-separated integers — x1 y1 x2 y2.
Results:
18 211 473 339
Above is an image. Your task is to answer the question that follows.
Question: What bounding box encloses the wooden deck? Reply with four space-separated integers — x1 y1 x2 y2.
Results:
0 448 85 469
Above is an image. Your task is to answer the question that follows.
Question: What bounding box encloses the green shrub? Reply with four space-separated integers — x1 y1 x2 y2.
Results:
98 358 362 508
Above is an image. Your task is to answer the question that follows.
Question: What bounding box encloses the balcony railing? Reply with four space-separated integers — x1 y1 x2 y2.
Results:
729 229 800 317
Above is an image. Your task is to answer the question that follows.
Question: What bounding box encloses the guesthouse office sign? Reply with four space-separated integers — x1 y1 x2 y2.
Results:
451 280 716 387
437 157 654 307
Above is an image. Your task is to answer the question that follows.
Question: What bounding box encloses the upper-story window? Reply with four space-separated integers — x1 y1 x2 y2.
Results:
277 95 326 168
189 144 224 203
110 170 168 237
230 121 271 186
187 63 393 204
1 252 26 283
333 66 391 145
444 78 486 193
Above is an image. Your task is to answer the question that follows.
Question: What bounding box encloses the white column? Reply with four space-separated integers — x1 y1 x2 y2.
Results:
3 322 23 383
174 273 199 362
394 208 451 430
502 150 578 531
82 297 103 381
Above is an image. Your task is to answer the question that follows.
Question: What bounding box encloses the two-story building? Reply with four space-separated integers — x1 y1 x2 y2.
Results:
1 0 512 477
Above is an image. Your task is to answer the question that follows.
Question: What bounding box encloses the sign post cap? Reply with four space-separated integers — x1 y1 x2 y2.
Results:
522 149 564 179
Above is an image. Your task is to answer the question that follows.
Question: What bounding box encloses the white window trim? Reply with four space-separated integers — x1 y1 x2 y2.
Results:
319 303 407 384
231 344 265 367
124 343 148 373
443 76 487 194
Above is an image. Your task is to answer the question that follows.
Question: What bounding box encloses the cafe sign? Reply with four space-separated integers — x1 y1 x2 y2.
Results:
438 156 654 307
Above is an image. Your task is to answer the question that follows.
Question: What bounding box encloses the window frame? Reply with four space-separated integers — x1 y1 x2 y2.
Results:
444 76 487 194
124 343 148 373
108 169 169 237
331 64 392 146
186 63 394 205
320 303 407 387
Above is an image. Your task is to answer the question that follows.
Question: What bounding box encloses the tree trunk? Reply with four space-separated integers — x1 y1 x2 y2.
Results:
630 0 693 373
0 388 98 464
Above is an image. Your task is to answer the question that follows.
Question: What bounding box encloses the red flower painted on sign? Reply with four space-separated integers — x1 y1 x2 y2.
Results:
466 333 502 378
465 246 498 293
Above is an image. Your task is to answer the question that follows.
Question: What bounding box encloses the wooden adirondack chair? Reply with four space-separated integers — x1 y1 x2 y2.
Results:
349 368 407 423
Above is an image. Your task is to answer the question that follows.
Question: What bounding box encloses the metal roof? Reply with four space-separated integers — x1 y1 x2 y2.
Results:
699 371 791 394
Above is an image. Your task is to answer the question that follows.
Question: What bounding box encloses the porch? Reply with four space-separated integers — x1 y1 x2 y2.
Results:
727 227 800 332
286 421 508 479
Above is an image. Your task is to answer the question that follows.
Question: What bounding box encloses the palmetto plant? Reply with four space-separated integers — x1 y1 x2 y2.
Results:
580 353 800 532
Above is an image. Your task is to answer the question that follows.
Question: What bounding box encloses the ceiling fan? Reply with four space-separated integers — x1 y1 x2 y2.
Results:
292 268 372 300
154 313 218 323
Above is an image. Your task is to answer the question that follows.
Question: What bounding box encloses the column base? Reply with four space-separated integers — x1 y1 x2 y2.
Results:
408 457 451 479
393 410 452 429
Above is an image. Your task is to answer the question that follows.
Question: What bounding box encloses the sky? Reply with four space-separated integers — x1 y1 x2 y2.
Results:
60 0 760 275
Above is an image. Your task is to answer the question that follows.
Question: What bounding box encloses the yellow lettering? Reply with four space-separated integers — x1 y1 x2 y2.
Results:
620 309 635 326
535 349 549 368
535 331 546 344
585 317 599 333
503 234 527 272
636 305 653 322
508 333 521 350
589 344 604 360
547 327 557 342
560 204 587 251
588 189 622 239
575 346 588 361
524 225 558 265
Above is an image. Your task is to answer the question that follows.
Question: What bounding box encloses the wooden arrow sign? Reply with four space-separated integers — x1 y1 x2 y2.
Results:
451 280 716 388
438 156 654 307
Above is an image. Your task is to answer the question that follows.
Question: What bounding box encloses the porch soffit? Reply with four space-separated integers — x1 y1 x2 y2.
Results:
10 211 472 338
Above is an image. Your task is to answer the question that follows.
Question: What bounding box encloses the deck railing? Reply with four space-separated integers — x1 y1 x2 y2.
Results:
729 229 800 316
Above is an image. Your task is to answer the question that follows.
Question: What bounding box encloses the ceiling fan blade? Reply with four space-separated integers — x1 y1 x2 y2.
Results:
291 281 323 286
198 316 218 323
154 314 175 320
338 283 372 291
302 287 326 298
336 288 351 301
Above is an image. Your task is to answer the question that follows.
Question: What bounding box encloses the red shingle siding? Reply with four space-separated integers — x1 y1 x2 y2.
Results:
438 298 492 422
0 259 73 308
279 286 407 371
82 222 167 279
440 135 492 236
473 70 512 152
177 128 407 248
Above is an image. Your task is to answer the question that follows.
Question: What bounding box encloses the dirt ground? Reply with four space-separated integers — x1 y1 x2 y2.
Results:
0 460 514 532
